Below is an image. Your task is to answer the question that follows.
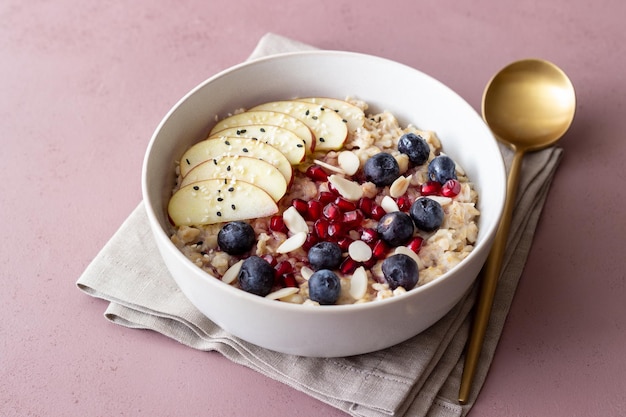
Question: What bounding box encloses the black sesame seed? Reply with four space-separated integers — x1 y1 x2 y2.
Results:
217 211 222 217
297 143 303 148
305 110 310 116
225 140 231 145
342 119 348 123
186 158 191 165
240 129 247 133
236 130 241 135
260 128 266 132
213 159 218 165
242 148 249 152
320 107 325 111
217 197 224 202
193 185 199 190
228 187 234 192
226 165 231 171
319 137 325 142
231 204 236 210
312 116 318 120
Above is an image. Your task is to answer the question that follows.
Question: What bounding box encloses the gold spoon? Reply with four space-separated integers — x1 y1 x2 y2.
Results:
458 59 576 404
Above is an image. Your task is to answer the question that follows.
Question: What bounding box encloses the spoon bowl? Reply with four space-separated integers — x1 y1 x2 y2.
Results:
459 58 576 404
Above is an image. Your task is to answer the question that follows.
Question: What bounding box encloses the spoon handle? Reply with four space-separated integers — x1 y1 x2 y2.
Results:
458 148 524 404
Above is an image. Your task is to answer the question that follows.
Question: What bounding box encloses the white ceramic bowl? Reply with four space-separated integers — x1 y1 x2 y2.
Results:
142 51 506 357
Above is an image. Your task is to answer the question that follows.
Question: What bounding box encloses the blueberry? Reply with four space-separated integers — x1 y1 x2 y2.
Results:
428 155 457 184
376 211 414 247
308 241 343 271
218 221 256 255
398 133 430 165
381 254 419 290
363 152 400 187
410 197 444 232
308 269 341 305
238 256 275 296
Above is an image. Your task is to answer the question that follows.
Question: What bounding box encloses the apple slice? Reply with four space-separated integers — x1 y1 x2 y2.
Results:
249 101 348 151
179 137 292 183
168 179 278 226
209 111 315 154
208 125 306 165
180 155 287 202
297 97 365 132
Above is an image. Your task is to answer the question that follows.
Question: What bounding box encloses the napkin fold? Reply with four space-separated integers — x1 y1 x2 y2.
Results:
77 33 563 417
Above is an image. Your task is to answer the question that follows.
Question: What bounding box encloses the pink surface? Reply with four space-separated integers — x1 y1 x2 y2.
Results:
1 1 624 416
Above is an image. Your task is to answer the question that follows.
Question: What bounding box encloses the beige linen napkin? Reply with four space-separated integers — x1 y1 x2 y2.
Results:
77 33 563 417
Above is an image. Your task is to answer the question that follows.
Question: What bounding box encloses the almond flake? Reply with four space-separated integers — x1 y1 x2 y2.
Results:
394 246 425 269
222 259 243 284
282 206 308 234
328 174 363 201
348 240 372 262
381 195 400 213
276 231 307 253
337 151 360 176
300 266 314 280
424 195 452 206
350 266 368 300
266 287 300 300
389 175 412 198
313 159 345 174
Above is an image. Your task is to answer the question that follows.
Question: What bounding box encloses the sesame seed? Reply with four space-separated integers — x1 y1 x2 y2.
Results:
242 148 249 152
217 211 222 217
231 204 236 210
225 140 231 145
217 197 224 202
227 165 231 171
312 116 318 120
228 187 234 192
319 137 325 142
193 185 199 190
305 110 310 116
186 158 191 165
260 128 266 132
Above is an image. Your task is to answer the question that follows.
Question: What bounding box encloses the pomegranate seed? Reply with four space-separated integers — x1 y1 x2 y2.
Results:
340 257 360 274
262 254 277 267
361 228 378 243
370 204 386 221
363 257 378 268
283 273 298 288
305 165 328 182
420 180 442 196
342 209 364 228
323 202 343 222
269 215 287 233
314 219 329 239
372 240 389 259
407 236 424 254
396 195 412 211
358 197 374 215
327 222 344 239
306 200 323 221
441 179 461 197
292 198 308 214
327 181 340 195
303 233 319 251
335 197 357 211
318 191 336 204
337 236 354 252
275 260 293 276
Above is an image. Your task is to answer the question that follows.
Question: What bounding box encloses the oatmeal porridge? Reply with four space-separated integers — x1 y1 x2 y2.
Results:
167 97 480 305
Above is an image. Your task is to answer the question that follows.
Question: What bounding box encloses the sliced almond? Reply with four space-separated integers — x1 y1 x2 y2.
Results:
348 240 372 262
349 266 368 300
276 231 308 253
313 159 345 174
381 195 400 213
394 246 425 269
266 287 300 300
300 266 314 281
328 174 364 201
337 151 360 176
282 206 308 234
222 259 243 284
424 195 452 206
389 174 412 198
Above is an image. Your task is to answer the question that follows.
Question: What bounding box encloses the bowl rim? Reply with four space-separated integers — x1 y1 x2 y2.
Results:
141 49 506 314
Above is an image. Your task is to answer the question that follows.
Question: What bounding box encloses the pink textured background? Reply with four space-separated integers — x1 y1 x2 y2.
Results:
2 1 625 416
